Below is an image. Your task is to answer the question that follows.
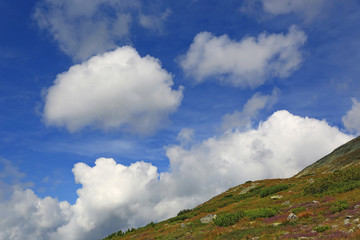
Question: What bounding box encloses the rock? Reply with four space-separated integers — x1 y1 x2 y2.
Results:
287 213 298 221
354 205 360 210
181 223 186 228
345 215 353 219
240 183 258 194
312 200 319 204
349 229 354 234
272 222 281 227
331 224 338 229
344 219 351 225
270 195 283 200
357 224 360 229
200 214 217 224
353 218 359 224
281 201 291 206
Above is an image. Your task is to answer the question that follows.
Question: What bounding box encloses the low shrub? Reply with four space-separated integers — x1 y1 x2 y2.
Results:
314 225 330 233
291 206 306 214
146 221 156 228
245 207 277 220
213 210 245 227
304 167 360 195
330 200 349 213
169 214 190 222
259 184 291 198
177 209 192 216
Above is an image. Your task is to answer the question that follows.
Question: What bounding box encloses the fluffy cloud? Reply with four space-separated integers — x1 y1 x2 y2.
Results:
221 89 279 130
0 111 352 240
342 98 360 134
0 187 71 240
179 26 306 87
34 0 170 60
43 46 183 134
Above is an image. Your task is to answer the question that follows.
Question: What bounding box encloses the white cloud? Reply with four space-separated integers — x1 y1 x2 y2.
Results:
179 26 307 87
260 0 325 19
0 111 352 240
176 128 195 147
33 0 171 60
221 89 279 130
342 98 360 134
0 187 71 240
43 46 183 134
138 8 172 33
33 0 137 61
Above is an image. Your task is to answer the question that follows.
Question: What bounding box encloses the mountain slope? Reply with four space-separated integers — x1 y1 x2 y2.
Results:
102 136 360 240
295 135 360 178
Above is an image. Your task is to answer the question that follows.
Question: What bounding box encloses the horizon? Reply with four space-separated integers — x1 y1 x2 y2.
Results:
1 0 360 239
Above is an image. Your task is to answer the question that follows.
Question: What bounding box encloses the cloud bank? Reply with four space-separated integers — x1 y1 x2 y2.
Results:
0 110 352 240
179 26 307 87
43 46 183 134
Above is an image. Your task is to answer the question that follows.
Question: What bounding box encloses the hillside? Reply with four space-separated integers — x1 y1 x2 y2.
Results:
295 136 360 178
102 136 360 240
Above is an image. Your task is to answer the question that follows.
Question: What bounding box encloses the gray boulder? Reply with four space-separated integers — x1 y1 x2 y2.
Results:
200 214 217 224
287 213 298 221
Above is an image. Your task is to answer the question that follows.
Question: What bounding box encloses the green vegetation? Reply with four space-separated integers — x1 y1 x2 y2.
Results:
330 200 349 213
291 206 306 214
259 184 291 198
217 225 276 239
314 225 330 233
244 207 277 220
145 221 156 228
304 167 360 195
213 210 244 227
177 209 193 216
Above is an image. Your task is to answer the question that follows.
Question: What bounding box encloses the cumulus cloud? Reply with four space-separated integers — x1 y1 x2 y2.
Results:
221 89 279 130
0 111 352 240
0 188 71 240
33 0 171 60
342 98 360 134
179 26 307 87
43 46 183 134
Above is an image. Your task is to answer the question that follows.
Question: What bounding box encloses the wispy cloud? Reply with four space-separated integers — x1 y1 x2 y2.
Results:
221 88 279 131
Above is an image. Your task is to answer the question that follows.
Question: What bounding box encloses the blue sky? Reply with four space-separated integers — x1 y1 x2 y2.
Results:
1 0 360 239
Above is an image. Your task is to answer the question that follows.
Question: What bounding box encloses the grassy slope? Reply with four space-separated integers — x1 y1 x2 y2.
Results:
102 137 360 240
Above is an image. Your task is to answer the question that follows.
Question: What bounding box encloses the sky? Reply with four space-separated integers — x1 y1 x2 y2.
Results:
1 0 360 239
